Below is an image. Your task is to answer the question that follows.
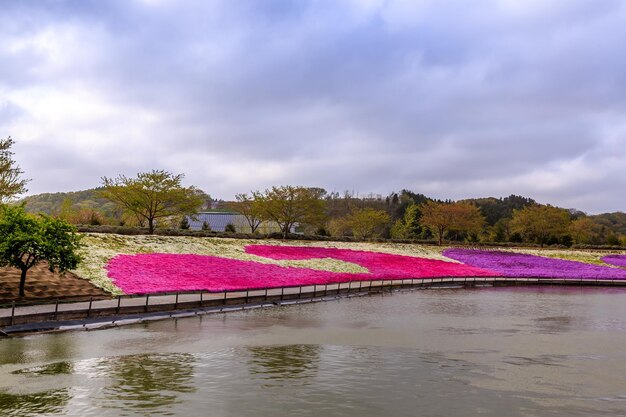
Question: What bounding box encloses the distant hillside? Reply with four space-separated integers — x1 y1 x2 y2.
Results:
20 188 120 218
590 212 626 235
21 188 215 221
459 195 536 225
18 188 625 240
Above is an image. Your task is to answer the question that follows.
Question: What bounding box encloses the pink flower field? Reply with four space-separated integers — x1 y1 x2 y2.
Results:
106 245 496 294
245 245 496 279
105 245 626 294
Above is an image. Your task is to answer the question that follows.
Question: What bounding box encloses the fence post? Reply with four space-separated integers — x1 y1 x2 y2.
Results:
264 288 268 302
298 286 302 299
175 292 179 309
200 291 203 307
245 290 249 304
54 299 59 321
313 284 316 297
324 284 328 297
117 296 121 314
87 297 93 318
145 294 150 313
10 301 15 326
280 287 284 301
223 291 227 305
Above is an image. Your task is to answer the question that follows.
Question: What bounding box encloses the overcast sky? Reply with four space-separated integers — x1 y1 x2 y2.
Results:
1 0 625 213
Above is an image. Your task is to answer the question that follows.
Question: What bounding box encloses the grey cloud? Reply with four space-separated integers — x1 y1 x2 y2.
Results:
1 0 626 212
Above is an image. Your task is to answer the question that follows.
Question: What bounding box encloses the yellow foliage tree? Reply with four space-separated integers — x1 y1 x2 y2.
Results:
346 207 390 240
253 186 326 238
419 201 485 245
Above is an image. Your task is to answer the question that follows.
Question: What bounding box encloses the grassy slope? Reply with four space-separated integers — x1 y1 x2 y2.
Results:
74 233 626 295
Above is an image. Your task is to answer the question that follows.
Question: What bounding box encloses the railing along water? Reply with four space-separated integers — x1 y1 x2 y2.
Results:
2 277 626 331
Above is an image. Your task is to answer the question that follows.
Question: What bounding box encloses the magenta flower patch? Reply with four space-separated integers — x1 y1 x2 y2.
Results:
106 246 497 294
106 253 357 294
246 245 497 280
443 249 626 280
602 255 626 268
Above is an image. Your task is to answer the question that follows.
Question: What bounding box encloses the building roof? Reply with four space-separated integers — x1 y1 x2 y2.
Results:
187 212 245 232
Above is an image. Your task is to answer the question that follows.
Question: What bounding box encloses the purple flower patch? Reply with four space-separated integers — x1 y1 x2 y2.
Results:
443 249 626 280
602 255 626 268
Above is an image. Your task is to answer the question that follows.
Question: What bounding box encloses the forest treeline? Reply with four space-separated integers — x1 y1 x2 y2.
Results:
21 187 626 247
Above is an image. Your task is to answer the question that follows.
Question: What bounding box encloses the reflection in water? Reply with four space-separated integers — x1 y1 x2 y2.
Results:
93 353 197 411
0 333 76 366
44 335 76 361
533 316 575 334
246 345 320 382
12 361 73 376
0 389 70 416
2 287 626 416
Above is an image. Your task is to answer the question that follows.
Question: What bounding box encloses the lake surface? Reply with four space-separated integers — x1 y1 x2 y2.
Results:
2 286 626 416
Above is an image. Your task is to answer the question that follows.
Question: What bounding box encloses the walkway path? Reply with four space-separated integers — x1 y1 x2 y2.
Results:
2 277 626 335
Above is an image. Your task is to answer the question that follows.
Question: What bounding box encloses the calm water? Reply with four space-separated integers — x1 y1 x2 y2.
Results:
2 286 626 416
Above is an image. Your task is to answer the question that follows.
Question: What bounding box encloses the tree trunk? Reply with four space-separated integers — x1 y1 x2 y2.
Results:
148 218 155 234
19 267 28 297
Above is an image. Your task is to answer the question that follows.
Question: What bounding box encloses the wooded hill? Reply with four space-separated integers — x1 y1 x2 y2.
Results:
19 188 626 240
21 188 119 218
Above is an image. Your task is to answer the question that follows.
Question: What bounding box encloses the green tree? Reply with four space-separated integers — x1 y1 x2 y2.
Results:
0 205 82 297
568 217 595 244
100 170 205 234
606 233 621 246
391 203 423 239
253 186 326 238
510 205 570 247
327 217 350 237
490 218 512 242
0 136 29 202
228 193 263 233
345 207 390 239
57 197 75 221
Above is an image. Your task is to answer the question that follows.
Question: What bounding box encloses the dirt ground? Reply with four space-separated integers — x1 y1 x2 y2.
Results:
0 263 110 305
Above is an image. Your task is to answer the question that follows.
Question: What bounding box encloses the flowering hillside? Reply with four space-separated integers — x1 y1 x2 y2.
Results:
75 234 626 295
